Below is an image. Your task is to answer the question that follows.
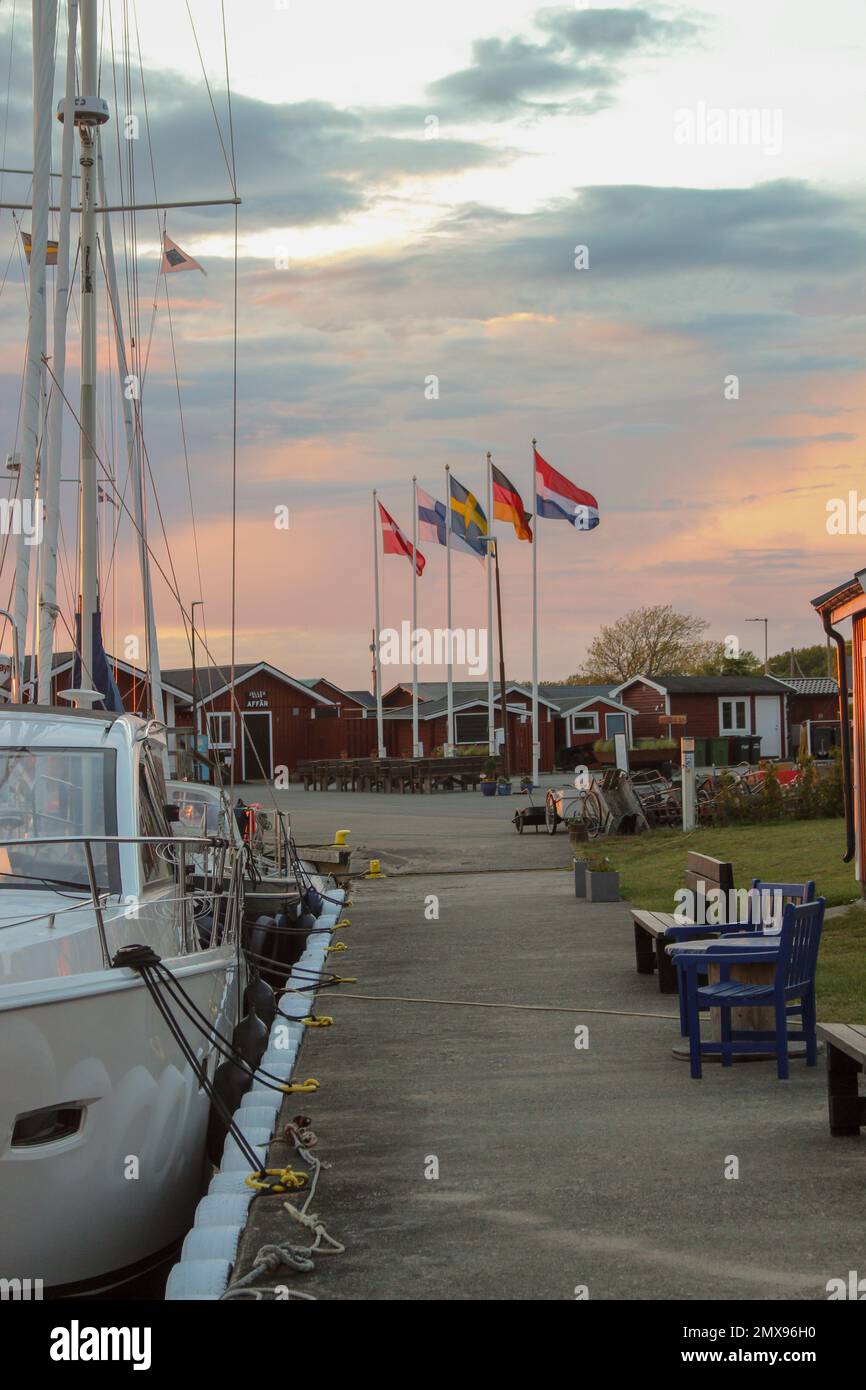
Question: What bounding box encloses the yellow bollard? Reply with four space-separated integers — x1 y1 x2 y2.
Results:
333 829 350 847
364 858 386 879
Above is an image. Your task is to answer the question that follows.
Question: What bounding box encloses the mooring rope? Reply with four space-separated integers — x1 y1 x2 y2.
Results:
327 992 678 1021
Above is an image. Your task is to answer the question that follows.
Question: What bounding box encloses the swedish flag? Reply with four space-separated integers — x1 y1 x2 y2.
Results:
449 474 488 557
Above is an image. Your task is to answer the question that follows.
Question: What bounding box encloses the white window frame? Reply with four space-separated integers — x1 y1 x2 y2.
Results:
207 711 235 749
571 711 599 734
718 697 750 735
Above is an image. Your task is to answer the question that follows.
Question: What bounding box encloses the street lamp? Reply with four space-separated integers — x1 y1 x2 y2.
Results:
746 617 769 673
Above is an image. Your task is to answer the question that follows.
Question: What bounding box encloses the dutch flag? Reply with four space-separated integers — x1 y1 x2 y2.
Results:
534 448 599 530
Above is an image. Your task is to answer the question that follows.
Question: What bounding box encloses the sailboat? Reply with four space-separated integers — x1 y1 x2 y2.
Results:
0 0 248 1294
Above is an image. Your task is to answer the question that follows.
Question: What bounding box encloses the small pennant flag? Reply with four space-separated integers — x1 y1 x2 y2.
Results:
97 483 117 507
379 501 425 576
161 232 206 275
534 448 599 530
21 230 58 265
492 462 532 542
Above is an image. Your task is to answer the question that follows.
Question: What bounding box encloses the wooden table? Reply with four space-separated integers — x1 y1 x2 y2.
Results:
668 934 780 1039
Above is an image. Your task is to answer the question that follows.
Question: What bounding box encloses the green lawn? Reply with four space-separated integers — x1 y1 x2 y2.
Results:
607 818 856 910
602 818 866 1022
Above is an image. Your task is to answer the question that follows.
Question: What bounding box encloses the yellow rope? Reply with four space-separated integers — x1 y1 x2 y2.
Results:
301 1015 333 1028
245 1167 309 1194
280 1077 320 1093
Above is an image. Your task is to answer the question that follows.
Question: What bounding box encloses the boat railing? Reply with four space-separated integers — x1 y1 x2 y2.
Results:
0 833 244 968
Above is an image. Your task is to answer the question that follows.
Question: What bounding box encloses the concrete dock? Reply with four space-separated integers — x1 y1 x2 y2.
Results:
232 787 863 1301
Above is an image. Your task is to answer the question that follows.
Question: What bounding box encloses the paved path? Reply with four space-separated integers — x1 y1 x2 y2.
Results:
244 780 571 874
237 853 863 1300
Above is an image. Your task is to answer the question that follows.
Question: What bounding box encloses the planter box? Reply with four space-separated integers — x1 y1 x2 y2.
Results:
587 869 620 903
573 858 587 898
480 781 497 797
497 783 512 796
595 747 673 768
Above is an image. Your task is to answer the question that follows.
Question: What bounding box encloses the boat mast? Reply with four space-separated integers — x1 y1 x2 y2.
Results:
15 0 58 686
96 144 164 724
73 0 107 707
37 0 78 705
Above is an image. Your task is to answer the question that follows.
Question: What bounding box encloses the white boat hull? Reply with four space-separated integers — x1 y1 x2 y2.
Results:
0 946 241 1292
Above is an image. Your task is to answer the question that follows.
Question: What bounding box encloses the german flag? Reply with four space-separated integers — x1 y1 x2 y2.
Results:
492 462 532 541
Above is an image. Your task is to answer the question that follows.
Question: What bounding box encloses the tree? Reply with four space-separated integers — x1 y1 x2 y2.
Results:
688 641 763 676
767 644 834 678
575 605 709 683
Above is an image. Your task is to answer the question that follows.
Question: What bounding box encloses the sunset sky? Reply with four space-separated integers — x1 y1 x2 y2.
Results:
1 1 865 688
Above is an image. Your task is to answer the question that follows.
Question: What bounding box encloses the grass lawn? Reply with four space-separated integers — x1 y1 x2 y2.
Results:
602 817 866 1022
606 818 856 910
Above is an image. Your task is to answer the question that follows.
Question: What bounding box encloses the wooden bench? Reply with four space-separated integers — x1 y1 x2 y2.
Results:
632 852 735 993
816 1024 866 1136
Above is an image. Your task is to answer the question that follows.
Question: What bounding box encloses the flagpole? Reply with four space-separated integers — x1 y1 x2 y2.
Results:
411 475 421 756
485 451 495 761
493 515 511 779
531 437 539 784
372 490 386 758
445 463 454 756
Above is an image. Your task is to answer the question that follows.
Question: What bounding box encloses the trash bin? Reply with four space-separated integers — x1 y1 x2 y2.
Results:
710 737 729 767
747 735 762 763
692 737 709 767
728 736 747 763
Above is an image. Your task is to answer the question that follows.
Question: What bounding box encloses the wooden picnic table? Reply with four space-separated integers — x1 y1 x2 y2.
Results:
297 755 498 793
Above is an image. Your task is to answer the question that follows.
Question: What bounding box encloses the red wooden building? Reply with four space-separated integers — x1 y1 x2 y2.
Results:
777 676 841 757
609 674 790 759
382 680 558 771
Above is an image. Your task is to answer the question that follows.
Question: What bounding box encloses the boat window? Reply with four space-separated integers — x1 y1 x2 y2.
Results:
138 749 173 885
0 747 118 892
169 787 225 837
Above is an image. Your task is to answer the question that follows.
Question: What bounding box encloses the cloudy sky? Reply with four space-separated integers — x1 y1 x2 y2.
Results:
1 1 865 687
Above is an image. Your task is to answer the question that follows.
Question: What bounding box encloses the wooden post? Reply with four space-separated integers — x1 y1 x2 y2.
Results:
493 536 510 777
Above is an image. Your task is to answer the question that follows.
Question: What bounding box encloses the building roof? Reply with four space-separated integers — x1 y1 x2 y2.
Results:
299 677 375 708
615 674 790 696
345 689 377 709
0 650 191 702
383 682 559 721
539 682 614 699
557 693 638 716
778 676 839 697
160 661 334 704
161 663 260 699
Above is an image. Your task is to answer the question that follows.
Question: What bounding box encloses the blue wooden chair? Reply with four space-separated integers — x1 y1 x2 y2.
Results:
671 879 817 1036
678 897 826 1079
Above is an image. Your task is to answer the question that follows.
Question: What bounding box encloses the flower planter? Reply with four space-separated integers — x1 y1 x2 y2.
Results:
497 783 512 796
594 747 673 768
573 858 587 899
587 869 620 903
480 781 497 797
